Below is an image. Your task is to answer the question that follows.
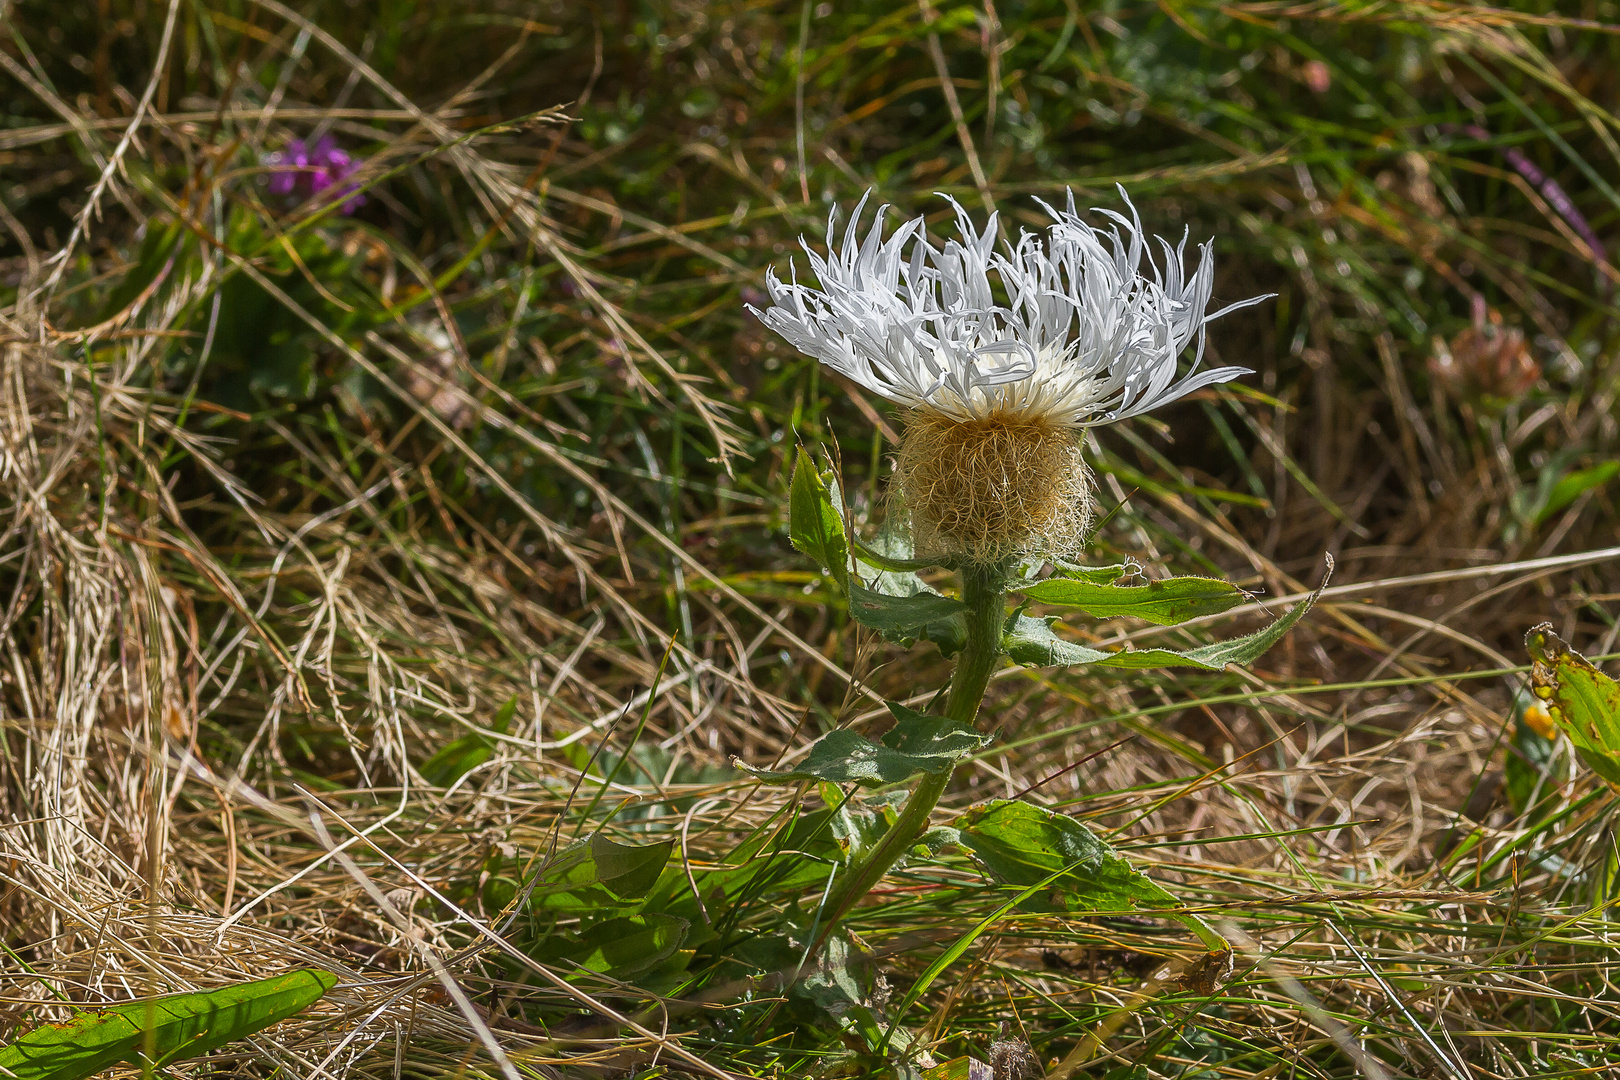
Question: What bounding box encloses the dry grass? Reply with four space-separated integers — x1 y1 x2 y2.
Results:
3 1 1620 1076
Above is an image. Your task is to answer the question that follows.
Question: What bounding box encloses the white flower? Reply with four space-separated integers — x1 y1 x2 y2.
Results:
751 186 1267 427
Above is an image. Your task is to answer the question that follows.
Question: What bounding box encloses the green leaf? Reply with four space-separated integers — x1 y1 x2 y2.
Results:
1099 1067 1152 1080
738 701 992 787
0 969 335 1080
1535 461 1619 525
850 518 968 656
543 914 690 979
531 832 675 910
1044 560 1133 585
790 448 849 590
922 1058 994 1080
852 537 950 574
955 801 1224 950
955 801 1176 912
796 927 873 1016
1003 574 1326 671
880 701 991 756
1021 575 1248 626
1000 612 1112 667
579 832 675 900
1527 623 1620 789
419 695 518 787
856 515 950 598
848 583 967 636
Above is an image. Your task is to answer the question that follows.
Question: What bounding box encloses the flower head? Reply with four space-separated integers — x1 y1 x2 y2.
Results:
752 188 1269 562
264 135 366 214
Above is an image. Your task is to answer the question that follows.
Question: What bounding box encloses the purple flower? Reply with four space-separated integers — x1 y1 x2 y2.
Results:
264 135 366 213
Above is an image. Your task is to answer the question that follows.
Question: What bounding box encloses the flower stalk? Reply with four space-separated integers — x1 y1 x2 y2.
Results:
815 559 1008 943
757 187 1272 960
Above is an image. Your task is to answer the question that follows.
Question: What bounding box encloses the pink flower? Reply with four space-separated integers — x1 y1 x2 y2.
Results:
264 135 366 213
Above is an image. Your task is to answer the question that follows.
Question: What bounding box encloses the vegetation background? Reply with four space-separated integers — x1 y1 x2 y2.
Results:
2 0 1620 1076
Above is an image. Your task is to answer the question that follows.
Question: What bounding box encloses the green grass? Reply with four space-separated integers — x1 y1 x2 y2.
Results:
3 1 1620 1076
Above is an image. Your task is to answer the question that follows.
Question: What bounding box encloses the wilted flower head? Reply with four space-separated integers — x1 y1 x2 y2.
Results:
751 188 1267 563
264 135 366 213
1428 301 1538 408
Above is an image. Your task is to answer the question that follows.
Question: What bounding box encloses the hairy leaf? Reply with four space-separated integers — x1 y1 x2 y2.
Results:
790 448 849 590
955 801 1223 950
848 583 967 634
852 537 949 574
1021 575 1248 626
1043 560 1133 585
848 583 969 656
1004 574 1326 671
738 701 991 787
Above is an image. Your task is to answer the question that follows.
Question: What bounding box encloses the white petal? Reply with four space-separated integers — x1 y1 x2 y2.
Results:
751 187 1265 425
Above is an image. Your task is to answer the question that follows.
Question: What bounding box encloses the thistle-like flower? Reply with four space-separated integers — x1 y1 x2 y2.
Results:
751 188 1268 563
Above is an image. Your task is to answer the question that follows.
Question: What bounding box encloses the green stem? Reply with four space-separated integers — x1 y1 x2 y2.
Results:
942 560 1009 726
813 560 1007 947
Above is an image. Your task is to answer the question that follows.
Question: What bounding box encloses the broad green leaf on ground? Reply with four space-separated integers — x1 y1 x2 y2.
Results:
584 832 675 898
790 448 849 590
737 701 991 787
0 969 335 1080
1020 575 1249 626
418 695 519 786
537 913 690 979
1527 623 1620 790
797 929 930 1063
954 801 1224 951
922 1058 994 1080
1003 572 1327 671
530 832 675 910
796 927 873 1019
